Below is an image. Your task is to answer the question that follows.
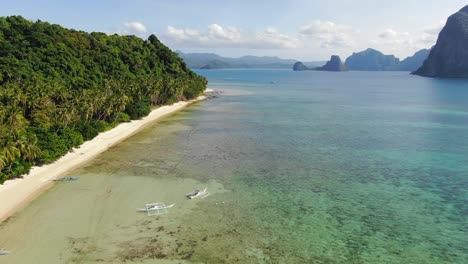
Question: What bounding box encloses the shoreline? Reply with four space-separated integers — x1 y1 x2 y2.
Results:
0 89 213 223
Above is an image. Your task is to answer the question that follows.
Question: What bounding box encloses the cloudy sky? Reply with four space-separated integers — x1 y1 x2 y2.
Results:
1 0 466 60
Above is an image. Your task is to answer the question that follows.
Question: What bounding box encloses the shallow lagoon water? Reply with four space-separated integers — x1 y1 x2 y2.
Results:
0 70 467 263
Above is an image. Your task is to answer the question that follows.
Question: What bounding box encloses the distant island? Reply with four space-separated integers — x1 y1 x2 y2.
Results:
293 62 312 71
0 16 207 183
345 48 431 72
293 55 347 72
294 48 430 72
414 5 468 78
345 48 400 71
178 51 325 69
316 55 348 71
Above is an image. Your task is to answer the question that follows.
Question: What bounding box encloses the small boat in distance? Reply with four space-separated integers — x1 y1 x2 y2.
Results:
136 202 175 216
186 187 210 199
0 248 10 255
53 177 79 182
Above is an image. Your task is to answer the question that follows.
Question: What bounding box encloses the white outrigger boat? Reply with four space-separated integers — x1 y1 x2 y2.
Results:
0 248 9 255
186 187 210 199
136 202 175 216
53 177 79 182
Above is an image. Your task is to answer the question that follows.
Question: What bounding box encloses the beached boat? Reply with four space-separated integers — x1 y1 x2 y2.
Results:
53 177 79 182
0 248 9 255
136 202 175 216
186 187 210 199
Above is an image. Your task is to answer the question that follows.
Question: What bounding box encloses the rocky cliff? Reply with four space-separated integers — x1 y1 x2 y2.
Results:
414 6 468 78
316 55 348 71
400 49 431 71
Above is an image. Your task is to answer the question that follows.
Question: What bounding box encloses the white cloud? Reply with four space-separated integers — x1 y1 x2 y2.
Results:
368 22 446 58
299 20 359 48
373 22 444 57
419 21 444 44
120 22 147 35
377 22 444 47
164 24 300 49
378 28 411 43
371 28 416 57
379 28 397 39
207 24 241 41
423 21 444 36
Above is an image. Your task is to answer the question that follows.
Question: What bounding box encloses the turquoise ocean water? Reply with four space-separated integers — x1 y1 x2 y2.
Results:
0 70 467 263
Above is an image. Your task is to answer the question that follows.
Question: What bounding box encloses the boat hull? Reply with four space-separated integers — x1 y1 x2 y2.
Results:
136 203 175 212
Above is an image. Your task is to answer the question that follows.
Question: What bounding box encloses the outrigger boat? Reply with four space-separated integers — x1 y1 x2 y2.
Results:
53 177 79 182
136 202 175 216
186 187 210 199
0 248 9 255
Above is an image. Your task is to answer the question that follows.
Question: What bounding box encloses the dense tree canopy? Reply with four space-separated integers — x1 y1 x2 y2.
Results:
0 16 207 183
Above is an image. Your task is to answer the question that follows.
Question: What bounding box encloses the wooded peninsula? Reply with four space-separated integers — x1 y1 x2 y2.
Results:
0 16 207 183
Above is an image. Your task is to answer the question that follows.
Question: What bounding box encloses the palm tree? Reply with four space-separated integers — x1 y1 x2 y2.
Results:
0 154 6 171
1 141 20 171
5 106 28 135
30 97 55 128
15 133 41 161
0 131 41 173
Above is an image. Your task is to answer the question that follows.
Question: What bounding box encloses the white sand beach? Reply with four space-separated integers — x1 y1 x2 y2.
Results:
0 90 213 223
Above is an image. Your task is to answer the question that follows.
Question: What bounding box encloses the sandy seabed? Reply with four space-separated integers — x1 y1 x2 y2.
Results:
0 90 213 222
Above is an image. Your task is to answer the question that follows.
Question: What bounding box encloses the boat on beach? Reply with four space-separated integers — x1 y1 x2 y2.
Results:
186 187 210 199
53 177 79 182
0 248 9 255
136 202 175 216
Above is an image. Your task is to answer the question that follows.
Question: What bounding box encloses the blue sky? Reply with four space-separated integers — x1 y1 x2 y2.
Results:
1 0 466 60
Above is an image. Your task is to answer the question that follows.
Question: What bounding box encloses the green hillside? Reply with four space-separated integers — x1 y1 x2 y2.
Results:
0 16 207 183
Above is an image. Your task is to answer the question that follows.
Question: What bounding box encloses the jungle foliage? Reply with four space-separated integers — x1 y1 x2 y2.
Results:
0 16 207 183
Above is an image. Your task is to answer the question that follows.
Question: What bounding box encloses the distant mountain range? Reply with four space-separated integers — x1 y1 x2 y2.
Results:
177 51 325 69
179 49 429 72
